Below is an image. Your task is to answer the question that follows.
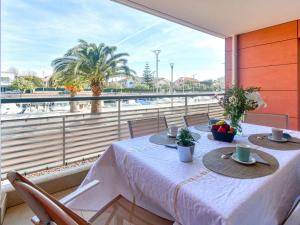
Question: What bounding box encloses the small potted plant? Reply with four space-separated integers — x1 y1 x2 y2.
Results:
177 128 195 162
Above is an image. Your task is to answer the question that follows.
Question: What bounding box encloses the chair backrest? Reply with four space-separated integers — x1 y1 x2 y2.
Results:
7 171 89 225
283 195 300 225
128 117 168 138
183 113 209 127
244 112 288 129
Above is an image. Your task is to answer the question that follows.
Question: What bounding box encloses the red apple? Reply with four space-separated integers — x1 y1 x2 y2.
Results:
222 124 230 131
212 124 220 131
228 127 235 134
217 127 227 133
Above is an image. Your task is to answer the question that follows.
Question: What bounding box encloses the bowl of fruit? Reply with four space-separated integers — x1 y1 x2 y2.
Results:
211 120 236 142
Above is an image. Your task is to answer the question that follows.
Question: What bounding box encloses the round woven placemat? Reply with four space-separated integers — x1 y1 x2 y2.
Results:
248 133 300 151
194 124 211 132
203 147 279 179
149 131 200 145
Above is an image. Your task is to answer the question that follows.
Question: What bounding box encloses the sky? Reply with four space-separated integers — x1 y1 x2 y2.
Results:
1 0 225 81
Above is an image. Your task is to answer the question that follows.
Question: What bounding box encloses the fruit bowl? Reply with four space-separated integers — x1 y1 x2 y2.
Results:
211 121 236 142
211 129 236 142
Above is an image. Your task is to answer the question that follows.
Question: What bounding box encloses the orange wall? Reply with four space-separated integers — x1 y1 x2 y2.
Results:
225 20 300 130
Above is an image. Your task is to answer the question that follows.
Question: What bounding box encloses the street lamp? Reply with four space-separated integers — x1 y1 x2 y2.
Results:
192 74 196 92
152 50 161 93
170 63 174 107
170 63 174 94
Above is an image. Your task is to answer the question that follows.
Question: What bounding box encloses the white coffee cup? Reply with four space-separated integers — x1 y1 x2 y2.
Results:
272 128 283 140
168 126 178 137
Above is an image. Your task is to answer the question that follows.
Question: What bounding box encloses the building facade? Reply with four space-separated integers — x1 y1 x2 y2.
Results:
0 71 16 92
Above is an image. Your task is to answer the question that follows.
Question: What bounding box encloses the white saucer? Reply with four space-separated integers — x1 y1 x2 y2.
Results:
267 135 288 143
231 153 256 165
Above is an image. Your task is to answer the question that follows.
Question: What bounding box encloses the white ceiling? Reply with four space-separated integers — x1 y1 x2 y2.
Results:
112 0 300 38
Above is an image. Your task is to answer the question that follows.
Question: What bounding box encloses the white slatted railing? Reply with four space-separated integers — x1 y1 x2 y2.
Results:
1 97 224 179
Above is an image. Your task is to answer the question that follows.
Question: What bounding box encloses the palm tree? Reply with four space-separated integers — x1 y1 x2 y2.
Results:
51 40 135 113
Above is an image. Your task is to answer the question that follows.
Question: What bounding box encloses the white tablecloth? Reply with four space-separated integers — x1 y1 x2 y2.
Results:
68 123 300 225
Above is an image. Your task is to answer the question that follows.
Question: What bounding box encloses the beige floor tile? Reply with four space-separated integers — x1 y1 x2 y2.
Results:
3 187 77 225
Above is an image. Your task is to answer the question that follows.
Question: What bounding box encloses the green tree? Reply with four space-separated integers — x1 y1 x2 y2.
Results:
201 79 214 88
51 40 135 113
50 72 88 112
11 77 35 93
160 83 170 92
184 80 194 90
135 83 150 90
25 75 44 87
106 82 122 89
142 63 153 88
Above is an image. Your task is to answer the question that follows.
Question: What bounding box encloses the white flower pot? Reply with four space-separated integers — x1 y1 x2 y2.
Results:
178 145 194 162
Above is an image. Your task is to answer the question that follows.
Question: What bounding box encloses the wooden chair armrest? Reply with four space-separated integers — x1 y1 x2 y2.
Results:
60 180 100 205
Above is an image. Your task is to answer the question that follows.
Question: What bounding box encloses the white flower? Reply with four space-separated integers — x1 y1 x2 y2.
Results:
245 91 266 108
229 96 237 105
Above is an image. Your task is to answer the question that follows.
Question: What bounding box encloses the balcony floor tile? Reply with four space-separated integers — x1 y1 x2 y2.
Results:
2 187 91 225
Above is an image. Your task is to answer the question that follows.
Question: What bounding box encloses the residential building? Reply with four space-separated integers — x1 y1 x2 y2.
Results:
0 71 16 91
174 77 199 86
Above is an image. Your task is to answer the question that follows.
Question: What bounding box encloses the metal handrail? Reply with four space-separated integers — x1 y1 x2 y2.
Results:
1 92 223 103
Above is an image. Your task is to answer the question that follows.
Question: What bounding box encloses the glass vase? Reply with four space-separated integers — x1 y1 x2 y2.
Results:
230 118 243 136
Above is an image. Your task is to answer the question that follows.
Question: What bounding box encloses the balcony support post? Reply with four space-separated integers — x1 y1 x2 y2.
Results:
232 35 238 87
62 116 66 165
185 96 188 115
208 103 210 117
117 99 121 141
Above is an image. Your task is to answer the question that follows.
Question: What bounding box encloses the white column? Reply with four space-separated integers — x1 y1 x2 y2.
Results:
231 35 238 86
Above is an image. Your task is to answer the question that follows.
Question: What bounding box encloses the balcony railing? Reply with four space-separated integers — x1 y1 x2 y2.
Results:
1 93 224 179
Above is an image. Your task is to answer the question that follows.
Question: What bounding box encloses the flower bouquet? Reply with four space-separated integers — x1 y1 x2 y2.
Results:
217 87 265 133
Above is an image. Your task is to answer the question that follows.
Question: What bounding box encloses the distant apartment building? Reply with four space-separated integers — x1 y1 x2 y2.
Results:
0 71 16 91
157 77 170 86
174 77 199 87
119 77 138 88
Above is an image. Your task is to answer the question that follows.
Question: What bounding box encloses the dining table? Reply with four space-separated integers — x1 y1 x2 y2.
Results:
68 123 300 225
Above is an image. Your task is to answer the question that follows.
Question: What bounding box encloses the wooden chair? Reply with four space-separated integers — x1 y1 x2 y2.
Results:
128 117 168 138
183 113 209 127
7 171 174 225
283 195 300 225
244 112 288 129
